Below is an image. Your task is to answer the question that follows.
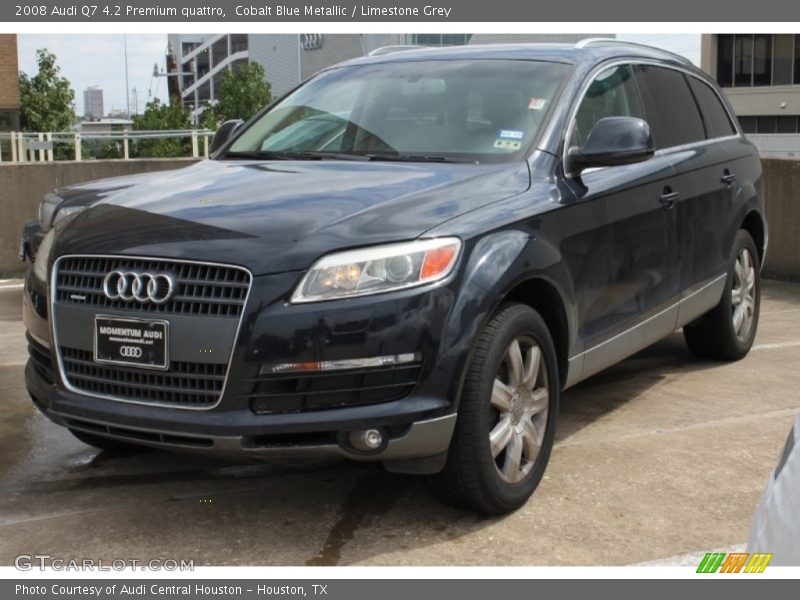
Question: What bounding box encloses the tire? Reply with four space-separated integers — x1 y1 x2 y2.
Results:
427 303 559 515
683 230 761 361
69 428 146 454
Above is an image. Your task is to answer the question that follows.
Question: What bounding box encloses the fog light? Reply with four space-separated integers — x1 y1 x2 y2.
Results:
349 428 385 452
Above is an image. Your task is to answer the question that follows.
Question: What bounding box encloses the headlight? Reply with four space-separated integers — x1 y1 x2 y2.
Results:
291 238 462 303
38 193 62 231
33 229 56 282
52 205 86 226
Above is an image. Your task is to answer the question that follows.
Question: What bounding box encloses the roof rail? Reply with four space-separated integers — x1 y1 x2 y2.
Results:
367 45 424 57
574 37 693 65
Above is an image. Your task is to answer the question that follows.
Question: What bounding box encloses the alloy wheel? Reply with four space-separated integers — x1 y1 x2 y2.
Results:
489 335 549 484
732 247 756 341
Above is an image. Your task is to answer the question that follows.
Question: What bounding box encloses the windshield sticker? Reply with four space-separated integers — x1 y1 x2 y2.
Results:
498 129 524 140
494 139 522 151
528 97 547 110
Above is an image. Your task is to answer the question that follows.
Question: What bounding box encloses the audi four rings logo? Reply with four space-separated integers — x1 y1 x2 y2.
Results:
102 271 176 304
119 346 143 358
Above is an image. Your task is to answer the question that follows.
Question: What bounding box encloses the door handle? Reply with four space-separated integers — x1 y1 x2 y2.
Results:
659 188 679 209
721 170 737 185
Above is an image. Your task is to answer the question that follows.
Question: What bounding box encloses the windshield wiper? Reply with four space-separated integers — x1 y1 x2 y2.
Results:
223 150 369 161
223 150 477 164
363 153 478 164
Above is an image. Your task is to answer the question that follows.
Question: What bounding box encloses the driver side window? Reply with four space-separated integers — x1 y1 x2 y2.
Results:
570 64 645 148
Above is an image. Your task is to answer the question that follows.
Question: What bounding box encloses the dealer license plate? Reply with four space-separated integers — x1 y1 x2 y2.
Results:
94 316 169 370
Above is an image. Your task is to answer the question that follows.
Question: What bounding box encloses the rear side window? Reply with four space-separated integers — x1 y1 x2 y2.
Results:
687 77 738 139
570 65 645 148
635 65 706 150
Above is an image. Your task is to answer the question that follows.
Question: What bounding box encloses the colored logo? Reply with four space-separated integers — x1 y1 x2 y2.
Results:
696 552 773 573
498 129 524 140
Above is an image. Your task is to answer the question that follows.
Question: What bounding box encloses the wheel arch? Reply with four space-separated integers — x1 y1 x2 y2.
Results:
502 277 571 390
444 230 578 411
741 209 766 267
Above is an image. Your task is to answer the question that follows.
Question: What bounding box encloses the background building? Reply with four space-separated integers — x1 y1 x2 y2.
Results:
82 86 104 120
701 34 800 157
77 117 133 134
167 33 607 121
0 34 20 132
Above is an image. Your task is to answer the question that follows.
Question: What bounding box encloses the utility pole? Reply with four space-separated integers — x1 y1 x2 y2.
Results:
154 45 195 119
124 35 131 117
131 88 138 115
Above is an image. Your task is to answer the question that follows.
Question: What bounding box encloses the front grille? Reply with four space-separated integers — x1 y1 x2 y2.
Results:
55 256 250 317
27 335 54 384
247 363 421 413
61 346 227 407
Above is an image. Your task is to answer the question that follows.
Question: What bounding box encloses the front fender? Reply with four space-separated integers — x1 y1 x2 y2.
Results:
439 229 577 410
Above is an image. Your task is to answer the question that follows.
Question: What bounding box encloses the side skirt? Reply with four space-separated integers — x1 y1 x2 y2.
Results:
563 274 727 389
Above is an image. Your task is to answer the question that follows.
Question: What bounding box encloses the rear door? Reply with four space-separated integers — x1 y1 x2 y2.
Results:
634 64 738 324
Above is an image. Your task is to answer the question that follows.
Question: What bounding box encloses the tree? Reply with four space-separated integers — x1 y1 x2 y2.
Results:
203 63 272 128
131 98 193 158
18 49 76 132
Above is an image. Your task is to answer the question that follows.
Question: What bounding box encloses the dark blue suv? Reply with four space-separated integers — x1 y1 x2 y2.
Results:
24 40 766 514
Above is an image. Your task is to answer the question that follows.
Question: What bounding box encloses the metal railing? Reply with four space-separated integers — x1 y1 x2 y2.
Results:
0 129 215 163
746 133 800 159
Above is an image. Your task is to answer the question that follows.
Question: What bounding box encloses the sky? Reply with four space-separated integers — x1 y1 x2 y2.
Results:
17 33 701 117
17 34 170 116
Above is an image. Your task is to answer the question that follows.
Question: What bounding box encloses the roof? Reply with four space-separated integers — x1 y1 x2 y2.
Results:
338 39 696 71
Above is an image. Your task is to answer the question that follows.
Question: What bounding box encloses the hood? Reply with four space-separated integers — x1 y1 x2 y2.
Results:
54 158 530 275
53 171 162 207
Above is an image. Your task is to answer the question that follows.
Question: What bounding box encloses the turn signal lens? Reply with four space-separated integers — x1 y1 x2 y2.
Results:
261 353 420 375
33 229 56 282
421 245 459 280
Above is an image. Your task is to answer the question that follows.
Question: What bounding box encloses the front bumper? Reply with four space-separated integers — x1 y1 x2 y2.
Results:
24 262 466 467
27 358 454 465
27 356 454 461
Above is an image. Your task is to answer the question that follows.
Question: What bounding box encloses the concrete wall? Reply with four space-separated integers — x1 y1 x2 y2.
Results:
725 85 800 118
762 159 800 281
747 134 800 159
699 33 715 76
1 157 799 282
0 34 20 132
0 159 198 277
300 35 365 82
0 34 19 111
248 34 301 98
699 34 800 118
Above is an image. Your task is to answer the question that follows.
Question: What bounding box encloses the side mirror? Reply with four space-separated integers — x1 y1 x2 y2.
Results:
567 116 654 176
209 119 244 154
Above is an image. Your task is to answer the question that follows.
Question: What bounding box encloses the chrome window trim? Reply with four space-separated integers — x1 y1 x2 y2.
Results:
49 254 254 411
562 58 743 177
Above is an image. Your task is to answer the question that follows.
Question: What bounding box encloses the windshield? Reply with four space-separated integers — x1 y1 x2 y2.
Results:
225 59 570 163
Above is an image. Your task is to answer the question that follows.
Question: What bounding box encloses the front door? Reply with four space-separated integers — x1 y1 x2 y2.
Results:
559 64 681 378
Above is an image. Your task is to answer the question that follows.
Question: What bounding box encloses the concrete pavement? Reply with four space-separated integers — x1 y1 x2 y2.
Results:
0 280 798 566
